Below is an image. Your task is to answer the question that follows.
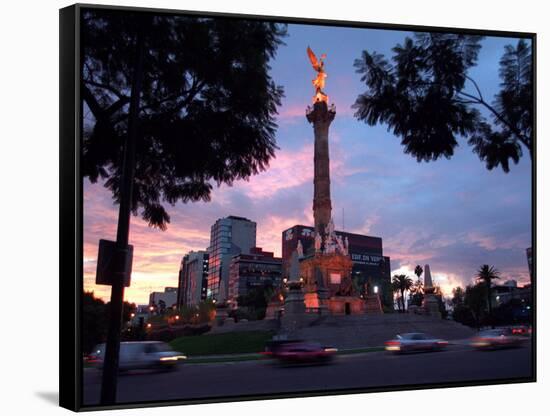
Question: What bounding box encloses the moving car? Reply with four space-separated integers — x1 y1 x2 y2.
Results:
510 325 531 336
263 340 337 364
470 328 526 350
384 333 448 353
87 341 187 371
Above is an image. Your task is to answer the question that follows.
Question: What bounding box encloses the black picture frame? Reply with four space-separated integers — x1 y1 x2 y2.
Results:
60 3 536 412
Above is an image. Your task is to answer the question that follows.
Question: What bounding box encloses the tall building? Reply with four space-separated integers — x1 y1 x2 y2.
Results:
177 251 209 308
149 287 178 309
207 216 256 302
282 225 392 308
227 247 283 305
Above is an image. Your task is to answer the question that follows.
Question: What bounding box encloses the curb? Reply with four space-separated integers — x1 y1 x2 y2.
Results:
184 346 386 364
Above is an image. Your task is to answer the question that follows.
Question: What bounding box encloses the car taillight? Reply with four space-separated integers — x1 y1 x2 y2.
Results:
385 341 400 346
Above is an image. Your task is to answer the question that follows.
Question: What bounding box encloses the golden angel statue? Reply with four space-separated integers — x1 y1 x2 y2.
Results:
307 46 328 102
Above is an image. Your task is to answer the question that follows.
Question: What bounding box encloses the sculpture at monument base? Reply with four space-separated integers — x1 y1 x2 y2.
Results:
299 250 366 315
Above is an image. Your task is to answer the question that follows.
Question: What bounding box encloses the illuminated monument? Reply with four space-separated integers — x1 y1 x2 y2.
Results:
421 264 441 317
289 47 378 315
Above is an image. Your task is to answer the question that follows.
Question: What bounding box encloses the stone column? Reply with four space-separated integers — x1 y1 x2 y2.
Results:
282 282 306 333
306 101 336 237
424 264 433 288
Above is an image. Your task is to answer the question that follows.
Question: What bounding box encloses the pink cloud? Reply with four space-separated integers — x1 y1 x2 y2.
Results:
276 104 308 124
83 181 213 304
465 231 530 252
226 133 358 201
231 143 314 199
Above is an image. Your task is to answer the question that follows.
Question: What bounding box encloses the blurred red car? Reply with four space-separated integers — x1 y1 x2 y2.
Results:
384 333 448 353
510 325 531 336
263 340 337 364
470 328 526 350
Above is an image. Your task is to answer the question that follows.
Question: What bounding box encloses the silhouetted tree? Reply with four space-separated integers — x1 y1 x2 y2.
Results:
82 9 287 229
414 265 423 280
82 292 135 352
476 264 500 324
353 34 532 172
451 286 465 307
392 274 413 312
236 285 274 320
464 283 487 328
409 265 424 306
408 279 424 307
82 292 108 354
197 299 216 323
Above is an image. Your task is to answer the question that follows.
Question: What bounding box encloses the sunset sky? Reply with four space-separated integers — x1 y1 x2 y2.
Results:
83 23 532 305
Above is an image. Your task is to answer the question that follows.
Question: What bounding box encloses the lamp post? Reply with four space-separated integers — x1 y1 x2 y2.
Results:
99 23 146 406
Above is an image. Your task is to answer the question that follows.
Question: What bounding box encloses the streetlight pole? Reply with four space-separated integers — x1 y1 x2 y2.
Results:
99 26 145 406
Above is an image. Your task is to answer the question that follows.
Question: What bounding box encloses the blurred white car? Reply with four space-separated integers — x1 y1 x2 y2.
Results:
88 341 186 371
384 333 448 353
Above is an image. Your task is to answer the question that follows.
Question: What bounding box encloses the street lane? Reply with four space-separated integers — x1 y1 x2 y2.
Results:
83 344 533 406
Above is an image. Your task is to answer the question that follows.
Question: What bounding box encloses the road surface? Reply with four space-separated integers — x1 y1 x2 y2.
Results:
83 343 533 406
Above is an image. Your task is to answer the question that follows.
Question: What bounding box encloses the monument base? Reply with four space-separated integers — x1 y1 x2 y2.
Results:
299 252 375 315
422 294 441 318
283 284 306 315
281 284 307 332
328 296 365 315
265 301 283 320
304 291 331 315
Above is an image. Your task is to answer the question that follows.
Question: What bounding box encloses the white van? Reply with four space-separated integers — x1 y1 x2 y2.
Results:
89 341 186 371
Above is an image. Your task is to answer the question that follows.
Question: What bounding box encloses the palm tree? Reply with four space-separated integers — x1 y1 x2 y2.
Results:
409 279 424 307
475 264 500 323
392 274 413 312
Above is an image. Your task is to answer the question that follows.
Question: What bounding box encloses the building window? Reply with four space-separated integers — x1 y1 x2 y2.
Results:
330 273 341 284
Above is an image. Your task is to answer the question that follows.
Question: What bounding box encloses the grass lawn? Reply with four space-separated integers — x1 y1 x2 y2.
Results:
169 330 274 356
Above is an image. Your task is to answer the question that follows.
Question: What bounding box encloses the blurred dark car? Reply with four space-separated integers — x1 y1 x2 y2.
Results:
263 340 337 364
384 333 448 353
470 328 526 350
87 341 187 371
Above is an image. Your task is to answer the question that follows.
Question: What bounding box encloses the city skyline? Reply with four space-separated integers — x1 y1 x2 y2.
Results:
83 24 532 305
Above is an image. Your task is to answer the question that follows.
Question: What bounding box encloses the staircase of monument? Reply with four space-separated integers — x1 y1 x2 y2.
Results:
364 294 383 314
288 313 476 350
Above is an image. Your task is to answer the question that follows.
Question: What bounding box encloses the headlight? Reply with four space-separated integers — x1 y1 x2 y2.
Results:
159 355 187 361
